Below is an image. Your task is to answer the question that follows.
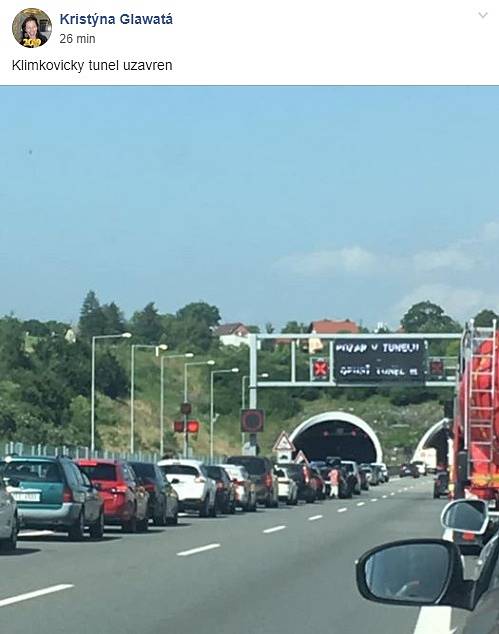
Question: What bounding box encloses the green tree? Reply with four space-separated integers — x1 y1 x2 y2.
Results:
79 291 106 338
282 321 306 333
176 302 221 329
401 301 461 333
130 302 163 342
101 301 126 334
474 309 499 328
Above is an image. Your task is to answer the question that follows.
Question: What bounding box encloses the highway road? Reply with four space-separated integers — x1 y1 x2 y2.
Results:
0 477 455 634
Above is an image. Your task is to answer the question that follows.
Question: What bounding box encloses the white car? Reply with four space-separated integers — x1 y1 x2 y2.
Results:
413 460 427 476
157 459 217 518
372 462 389 482
274 466 298 505
0 475 18 551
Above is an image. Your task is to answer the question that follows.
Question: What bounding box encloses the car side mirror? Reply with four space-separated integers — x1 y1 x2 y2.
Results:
356 539 473 610
441 499 489 535
275 470 285 478
171 478 180 485
5 477 20 488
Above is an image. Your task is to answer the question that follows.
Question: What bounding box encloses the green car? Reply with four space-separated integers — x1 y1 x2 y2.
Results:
0 455 104 540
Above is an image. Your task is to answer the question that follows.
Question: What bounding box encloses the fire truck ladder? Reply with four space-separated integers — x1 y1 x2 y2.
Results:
466 319 497 473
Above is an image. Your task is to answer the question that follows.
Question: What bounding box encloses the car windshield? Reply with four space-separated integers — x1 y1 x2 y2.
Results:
160 465 199 477
129 463 156 479
342 463 354 472
79 464 117 481
206 466 223 479
0 460 62 483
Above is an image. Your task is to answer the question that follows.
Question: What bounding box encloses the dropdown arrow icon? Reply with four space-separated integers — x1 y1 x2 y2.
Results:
479 11 488 17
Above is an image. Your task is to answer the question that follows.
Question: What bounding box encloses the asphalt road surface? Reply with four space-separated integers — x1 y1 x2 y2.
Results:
0 477 455 634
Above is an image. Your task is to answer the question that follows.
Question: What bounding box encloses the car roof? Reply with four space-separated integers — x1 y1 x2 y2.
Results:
157 458 204 467
77 458 122 466
2 455 65 462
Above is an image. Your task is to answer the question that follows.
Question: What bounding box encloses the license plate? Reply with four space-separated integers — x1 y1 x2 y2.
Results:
11 492 41 502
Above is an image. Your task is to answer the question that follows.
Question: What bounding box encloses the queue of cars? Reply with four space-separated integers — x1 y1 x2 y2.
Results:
0 452 393 552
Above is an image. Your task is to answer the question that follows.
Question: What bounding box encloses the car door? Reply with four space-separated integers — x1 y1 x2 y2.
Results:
0 479 13 538
126 465 148 519
154 467 168 515
462 535 499 633
77 468 101 524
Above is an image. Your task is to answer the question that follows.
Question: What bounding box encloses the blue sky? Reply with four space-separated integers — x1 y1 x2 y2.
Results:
2 86 499 329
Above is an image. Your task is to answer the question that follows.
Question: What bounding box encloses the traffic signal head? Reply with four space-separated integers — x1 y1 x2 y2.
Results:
173 421 184 433
186 420 199 433
241 409 265 433
311 357 330 381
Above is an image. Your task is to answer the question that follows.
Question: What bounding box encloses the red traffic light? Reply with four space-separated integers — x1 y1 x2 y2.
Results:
173 420 199 433
240 409 265 433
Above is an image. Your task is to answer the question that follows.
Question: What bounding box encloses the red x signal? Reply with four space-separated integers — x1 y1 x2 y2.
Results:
311 358 330 381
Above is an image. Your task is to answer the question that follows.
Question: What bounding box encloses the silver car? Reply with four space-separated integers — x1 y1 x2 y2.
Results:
0 476 18 552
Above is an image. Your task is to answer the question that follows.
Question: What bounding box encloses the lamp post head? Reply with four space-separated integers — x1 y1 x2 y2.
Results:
231 367 240 373
207 360 216 366
158 344 168 351
260 372 269 378
185 352 195 358
122 332 132 339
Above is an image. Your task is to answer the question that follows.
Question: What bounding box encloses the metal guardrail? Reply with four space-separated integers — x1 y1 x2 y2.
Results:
1 441 225 465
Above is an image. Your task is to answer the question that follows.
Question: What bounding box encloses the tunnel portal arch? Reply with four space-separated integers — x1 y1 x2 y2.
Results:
288 411 383 464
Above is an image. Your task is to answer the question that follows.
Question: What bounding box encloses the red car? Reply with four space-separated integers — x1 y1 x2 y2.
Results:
76 459 149 533
309 467 326 500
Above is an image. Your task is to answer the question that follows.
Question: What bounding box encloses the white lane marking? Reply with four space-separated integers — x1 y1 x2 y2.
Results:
308 515 323 522
390 492 395 496
413 606 453 634
0 584 74 608
263 525 286 534
398 489 403 493
338 507 348 513
357 502 365 507
382 495 388 499
403 487 409 491
18 530 55 538
177 543 221 557
178 512 188 518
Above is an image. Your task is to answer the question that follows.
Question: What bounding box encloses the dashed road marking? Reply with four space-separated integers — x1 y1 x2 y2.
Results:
177 543 221 557
371 498 378 502
263 525 286 534
308 515 323 522
390 492 395 496
18 530 55 538
338 507 348 513
382 495 388 499
0 584 74 608
357 502 365 507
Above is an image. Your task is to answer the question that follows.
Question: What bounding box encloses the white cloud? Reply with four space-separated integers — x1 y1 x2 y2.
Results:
275 246 378 276
393 284 499 321
412 248 477 273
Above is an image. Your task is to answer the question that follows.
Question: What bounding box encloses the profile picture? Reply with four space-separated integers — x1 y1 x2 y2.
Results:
12 8 52 48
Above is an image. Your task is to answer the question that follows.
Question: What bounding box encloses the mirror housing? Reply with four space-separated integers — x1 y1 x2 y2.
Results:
356 539 474 611
5 476 20 488
441 499 489 535
171 478 180 485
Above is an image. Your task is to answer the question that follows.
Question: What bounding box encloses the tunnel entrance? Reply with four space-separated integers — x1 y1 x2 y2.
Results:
413 419 451 467
289 411 382 464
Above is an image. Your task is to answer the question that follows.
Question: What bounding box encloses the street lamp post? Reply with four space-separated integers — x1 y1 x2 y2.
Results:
210 368 239 462
241 373 268 449
159 352 194 456
183 360 215 458
91 332 132 453
130 343 168 454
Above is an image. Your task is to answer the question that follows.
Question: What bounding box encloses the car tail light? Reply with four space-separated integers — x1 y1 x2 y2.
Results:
302 466 310 484
63 487 73 503
194 477 206 484
144 484 155 493
262 473 272 488
462 532 476 542
110 484 128 494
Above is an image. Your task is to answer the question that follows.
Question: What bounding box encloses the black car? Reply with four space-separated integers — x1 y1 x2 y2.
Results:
226 456 278 507
276 463 317 503
433 470 449 499
129 461 179 526
206 465 236 514
399 462 419 478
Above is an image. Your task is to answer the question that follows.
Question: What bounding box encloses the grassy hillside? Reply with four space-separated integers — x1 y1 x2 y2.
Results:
97 349 446 465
